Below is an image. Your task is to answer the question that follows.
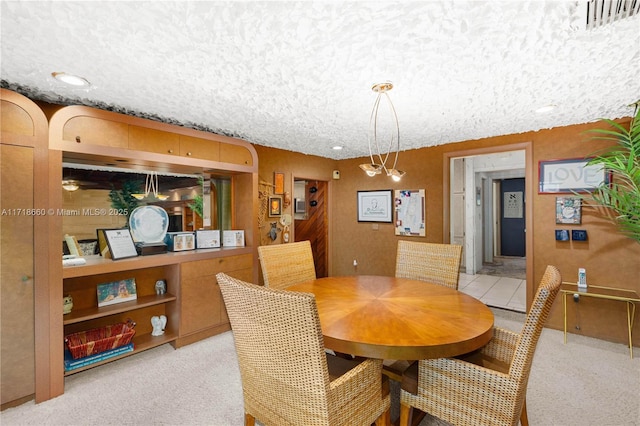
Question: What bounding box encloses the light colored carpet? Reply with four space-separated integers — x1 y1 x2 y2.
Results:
2 308 639 425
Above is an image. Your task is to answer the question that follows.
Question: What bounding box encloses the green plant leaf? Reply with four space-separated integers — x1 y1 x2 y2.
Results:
581 106 640 244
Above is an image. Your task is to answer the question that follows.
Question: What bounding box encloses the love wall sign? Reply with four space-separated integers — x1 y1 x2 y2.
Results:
538 158 609 193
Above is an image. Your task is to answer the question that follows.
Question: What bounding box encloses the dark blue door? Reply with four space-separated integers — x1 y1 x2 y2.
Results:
500 178 525 257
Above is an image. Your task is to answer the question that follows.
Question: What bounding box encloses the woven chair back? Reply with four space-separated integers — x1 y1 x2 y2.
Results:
258 240 316 289
510 265 562 385
217 272 332 425
395 241 463 289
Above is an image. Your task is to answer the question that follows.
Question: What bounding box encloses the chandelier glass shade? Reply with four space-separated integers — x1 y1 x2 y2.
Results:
132 171 169 201
62 180 80 191
359 82 405 181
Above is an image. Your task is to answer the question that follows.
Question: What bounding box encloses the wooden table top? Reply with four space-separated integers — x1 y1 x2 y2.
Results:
288 275 494 360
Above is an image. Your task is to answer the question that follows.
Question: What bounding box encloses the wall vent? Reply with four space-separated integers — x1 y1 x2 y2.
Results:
585 0 639 29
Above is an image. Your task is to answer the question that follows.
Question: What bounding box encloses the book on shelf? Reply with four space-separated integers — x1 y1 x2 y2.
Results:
64 343 134 371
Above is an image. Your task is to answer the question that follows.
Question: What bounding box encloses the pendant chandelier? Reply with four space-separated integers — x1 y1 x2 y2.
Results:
359 82 405 181
132 171 169 201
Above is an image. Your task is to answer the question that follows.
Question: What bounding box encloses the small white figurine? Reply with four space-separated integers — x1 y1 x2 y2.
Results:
63 295 73 314
151 315 167 336
155 280 166 295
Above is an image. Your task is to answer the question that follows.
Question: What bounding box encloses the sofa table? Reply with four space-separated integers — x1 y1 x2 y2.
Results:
560 282 639 358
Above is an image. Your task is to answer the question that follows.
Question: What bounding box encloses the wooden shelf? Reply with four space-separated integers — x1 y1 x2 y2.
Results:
63 331 177 376
18 102 261 403
62 247 253 279
63 294 177 325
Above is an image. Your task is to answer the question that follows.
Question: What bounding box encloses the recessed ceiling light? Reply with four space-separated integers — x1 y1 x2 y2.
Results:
535 104 556 114
332 146 343 150
52 72 91 87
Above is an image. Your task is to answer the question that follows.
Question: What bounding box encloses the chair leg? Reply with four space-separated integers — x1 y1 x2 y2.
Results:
244 413 255 426
399 403 412 426
374 407 391 426
520 399 529 426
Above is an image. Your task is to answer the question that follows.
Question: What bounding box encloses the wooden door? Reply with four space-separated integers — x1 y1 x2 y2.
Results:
1 144 35 406
294 180 328 278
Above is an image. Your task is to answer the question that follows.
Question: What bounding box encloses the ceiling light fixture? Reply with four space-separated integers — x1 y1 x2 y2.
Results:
535 104 556 114
132 171 169 201
51 72 91 87
62 180 80 192
359 82 405 181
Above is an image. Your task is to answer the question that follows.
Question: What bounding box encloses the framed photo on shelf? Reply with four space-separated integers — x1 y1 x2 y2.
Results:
103 228 138 260
357 190 393 223
394 189 426 236
556 197 582 224
538 158 609 194
97 278 137 307
268 196 282 217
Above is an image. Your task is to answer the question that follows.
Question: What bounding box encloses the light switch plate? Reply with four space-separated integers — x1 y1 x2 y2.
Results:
572 230 588 241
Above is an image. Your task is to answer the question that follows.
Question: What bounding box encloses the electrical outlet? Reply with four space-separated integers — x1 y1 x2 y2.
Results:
353 259 358 267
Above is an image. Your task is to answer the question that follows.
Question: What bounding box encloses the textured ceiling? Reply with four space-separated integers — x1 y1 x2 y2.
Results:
2 1 639 160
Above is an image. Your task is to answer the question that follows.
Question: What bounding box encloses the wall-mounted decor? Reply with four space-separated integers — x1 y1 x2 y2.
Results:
538 158 609 193
503 191 523 218
556 197 582 224
357 190 393 223
555 229 570 241
394 189 426 236
268 196 282 217
274 172 284 195
572 229 588 241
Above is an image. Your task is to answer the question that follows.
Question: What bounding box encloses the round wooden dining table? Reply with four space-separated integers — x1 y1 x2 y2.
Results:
287 275 494 360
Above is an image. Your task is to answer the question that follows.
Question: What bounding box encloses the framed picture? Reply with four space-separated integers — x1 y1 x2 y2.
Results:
268 196 282 217
274 172 285 195
103 228 138 260
538 158 609 193
556 197 582 224
394 189 426 236
97 278 137 307
357 190 393 223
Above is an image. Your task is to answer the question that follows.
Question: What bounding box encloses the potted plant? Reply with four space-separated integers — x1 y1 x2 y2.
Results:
583 105 640 244
109 180 142 223
188 176 204 218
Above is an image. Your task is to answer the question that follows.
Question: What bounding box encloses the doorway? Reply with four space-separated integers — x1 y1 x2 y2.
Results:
450 151 526 274
293 178 329 278
445 143 533 310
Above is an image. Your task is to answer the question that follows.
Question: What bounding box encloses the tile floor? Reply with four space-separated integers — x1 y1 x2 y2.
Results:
458 273 526 313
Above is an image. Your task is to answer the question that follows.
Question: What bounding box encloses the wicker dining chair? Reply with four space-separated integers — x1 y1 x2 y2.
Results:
216 272 391 426
258 240 316 289
394 241 463 290
398 265 562 426
384 242 464 382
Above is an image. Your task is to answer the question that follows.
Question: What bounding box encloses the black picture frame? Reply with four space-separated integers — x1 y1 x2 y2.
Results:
357 190 393 223
103 228 138 260
268 196 282 217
